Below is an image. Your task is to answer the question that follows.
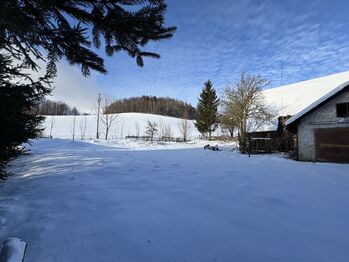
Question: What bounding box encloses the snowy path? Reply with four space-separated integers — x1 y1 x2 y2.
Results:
1 139 349 261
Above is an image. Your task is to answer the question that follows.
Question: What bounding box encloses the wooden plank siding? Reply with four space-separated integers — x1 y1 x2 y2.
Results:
315 128 349 163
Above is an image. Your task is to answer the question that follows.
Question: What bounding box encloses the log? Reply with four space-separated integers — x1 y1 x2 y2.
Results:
204 144 219 151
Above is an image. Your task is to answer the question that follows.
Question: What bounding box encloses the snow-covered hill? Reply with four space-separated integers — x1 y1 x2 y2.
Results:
43 71 349 137
42 112 202 140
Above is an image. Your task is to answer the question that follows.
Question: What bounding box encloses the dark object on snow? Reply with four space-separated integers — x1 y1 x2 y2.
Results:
204 144 219 151
0 238 27 262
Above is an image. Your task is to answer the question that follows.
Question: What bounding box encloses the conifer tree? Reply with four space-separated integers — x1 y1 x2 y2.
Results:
0 54 46 178
195 80 220 140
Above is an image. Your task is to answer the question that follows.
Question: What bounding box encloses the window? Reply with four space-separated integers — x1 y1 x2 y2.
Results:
336 102 349 117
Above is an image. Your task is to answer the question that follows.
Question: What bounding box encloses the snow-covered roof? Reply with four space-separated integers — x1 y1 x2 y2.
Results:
258 71 349 131
285 81 349 126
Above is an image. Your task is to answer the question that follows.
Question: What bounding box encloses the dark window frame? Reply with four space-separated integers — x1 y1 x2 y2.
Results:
336 102 349 117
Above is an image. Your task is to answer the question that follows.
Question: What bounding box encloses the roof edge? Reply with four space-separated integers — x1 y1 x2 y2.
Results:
286 81 349 127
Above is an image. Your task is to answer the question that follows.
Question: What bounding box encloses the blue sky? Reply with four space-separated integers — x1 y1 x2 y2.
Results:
52 0 349 111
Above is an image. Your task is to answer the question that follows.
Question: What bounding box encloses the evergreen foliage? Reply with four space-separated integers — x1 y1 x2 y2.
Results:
0 0 176 177
0 55 47 178
0 0 176 76
107 96 196 119
195 80 219 140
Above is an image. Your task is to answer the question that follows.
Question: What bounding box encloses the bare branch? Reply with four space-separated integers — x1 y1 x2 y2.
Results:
222 72 276 152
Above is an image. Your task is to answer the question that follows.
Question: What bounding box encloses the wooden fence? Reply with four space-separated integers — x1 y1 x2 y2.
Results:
125 136 186 143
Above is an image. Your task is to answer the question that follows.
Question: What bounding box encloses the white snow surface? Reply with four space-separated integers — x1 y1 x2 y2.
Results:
0 238 27 262
260 70 349 131
42 71 349 135
1 139 349 261
285 80 349 126
42 112 202 140
264 70 349 116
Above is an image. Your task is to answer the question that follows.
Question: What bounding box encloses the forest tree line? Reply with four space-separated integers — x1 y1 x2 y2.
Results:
35 99 80 116
106 96 196 119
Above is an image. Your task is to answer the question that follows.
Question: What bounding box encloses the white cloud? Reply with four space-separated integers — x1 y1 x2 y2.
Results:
20 0 349 108
49 62 102 113
20 55 103 113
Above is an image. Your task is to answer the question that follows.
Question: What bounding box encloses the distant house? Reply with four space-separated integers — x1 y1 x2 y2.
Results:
247 71 349 162
286 83 349 163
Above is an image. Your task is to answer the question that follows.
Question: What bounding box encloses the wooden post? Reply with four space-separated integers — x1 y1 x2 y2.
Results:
96 93 101 139
72 113 76 142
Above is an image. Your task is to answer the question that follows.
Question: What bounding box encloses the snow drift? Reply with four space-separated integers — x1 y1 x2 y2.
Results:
1 139 349 261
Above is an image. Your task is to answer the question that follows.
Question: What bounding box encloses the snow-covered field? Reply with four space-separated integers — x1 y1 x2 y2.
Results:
1 139 349 261
42 112 203 140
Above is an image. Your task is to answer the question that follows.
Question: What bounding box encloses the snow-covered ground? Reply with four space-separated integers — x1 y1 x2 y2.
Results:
1 139 349 261
89 138 233 151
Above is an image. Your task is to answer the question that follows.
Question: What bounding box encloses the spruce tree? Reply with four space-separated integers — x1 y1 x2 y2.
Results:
195 80 220 140
0 54 47 178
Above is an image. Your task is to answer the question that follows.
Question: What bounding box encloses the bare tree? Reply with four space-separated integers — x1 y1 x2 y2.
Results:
72 113 76 141
119 119 124 139
49 115 55 138
218 121 230 138
100 96 118 140
220 111 236 138
179 110 191 142
145 121 158 142
158 120 172 139
179 119 190 142
96 93 101 139
159 119 166 137
135 121 140 137
222 72 275 152
79 116 87 140
164 124 172 138
114 126 118 139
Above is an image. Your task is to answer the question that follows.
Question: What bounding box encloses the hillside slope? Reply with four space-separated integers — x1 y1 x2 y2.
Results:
42 113 202 140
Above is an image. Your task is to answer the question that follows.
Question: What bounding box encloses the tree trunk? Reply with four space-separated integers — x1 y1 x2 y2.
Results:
229 128 234 138
105 128 108 140
241 119 247 153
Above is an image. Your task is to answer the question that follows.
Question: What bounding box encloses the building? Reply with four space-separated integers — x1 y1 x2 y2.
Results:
248 71 349 162
286 83 349 163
